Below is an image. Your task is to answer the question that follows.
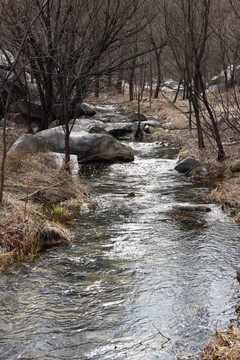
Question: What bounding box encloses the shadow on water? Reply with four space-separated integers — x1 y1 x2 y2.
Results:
1 141 240 360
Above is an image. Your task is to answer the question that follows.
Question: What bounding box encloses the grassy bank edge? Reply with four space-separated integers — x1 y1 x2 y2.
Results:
0 152 97 268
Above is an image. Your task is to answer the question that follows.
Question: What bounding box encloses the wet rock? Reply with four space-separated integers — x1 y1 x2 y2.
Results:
37 226 69 249
172 204 211 212
125 192 136 198
8 133 49 155
175 157 201 173
230 160 240 172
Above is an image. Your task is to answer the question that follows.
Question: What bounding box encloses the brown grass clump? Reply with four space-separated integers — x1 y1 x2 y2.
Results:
200 327 240 360
0 152 90 265
5 152 87 203
209 177 240 224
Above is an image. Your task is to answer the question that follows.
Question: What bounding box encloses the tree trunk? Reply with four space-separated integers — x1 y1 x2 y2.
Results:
115 72 122 94
154 56 161 99
94 77 100 98
173 78 182 103
129 59 136 101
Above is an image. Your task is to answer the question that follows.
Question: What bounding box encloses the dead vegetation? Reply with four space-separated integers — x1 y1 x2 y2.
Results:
199 326 240 360
0 152 91 265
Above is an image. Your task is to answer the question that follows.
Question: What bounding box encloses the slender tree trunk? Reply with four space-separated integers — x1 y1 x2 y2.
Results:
129 58 136 101
0 112 7 203
154 56 161 98
94 77 100 98
107 73 112 90
191 76 205 150
173 78 182 103
188 98 192 130
198 71 225 160
115 72 122 94
23 69 34 134
0 86 12 203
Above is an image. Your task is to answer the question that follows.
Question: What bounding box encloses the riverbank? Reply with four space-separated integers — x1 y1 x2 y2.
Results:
0 149 95 266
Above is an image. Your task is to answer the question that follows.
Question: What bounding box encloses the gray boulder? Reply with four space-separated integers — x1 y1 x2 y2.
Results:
175 157 201 173
230 160 240 172
36 127 134 162
128 112 147 122
8 134 49 155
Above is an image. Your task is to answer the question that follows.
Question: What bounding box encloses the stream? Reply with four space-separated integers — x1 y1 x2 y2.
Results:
1 134 240 359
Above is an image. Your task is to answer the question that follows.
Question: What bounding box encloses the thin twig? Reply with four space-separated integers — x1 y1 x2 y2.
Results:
150 320 171 349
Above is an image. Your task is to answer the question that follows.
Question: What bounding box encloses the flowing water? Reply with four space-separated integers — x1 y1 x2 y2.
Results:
1 141 240 360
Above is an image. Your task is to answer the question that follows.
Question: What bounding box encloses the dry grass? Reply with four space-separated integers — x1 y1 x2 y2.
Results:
0 152 90 265
5 152 88 203
200 327 240 360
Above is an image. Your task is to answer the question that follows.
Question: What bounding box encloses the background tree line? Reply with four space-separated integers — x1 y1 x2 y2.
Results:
0 0 240 161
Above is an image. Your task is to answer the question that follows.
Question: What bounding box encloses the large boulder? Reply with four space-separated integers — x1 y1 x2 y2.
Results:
175 157 201 173
8 134 49 155
36 127 134 162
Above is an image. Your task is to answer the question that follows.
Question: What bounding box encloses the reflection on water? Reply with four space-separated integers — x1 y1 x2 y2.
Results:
1 142 240 360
